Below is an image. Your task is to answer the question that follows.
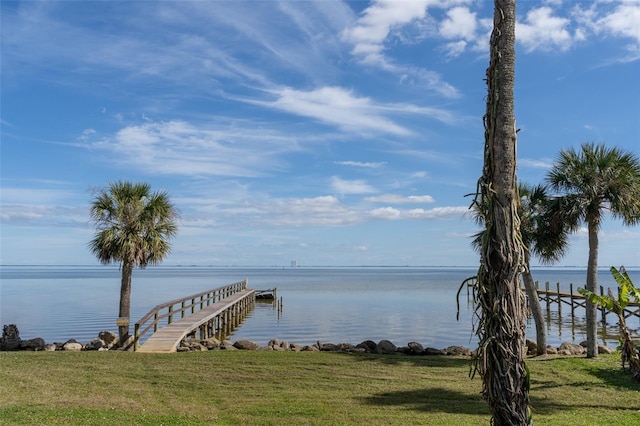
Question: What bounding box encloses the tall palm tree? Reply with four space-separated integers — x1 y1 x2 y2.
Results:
472 183 569 356
546 143 640 358
474 0 530 423
89 181 179 340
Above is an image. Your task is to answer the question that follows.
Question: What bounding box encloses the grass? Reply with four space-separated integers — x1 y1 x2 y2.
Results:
0 351 638 425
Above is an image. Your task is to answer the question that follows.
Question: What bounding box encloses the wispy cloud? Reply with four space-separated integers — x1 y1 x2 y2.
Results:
519 158 554 169
331 176 377 195
341 0 463 98
368 205 468 221
364 194 435 204
335 161 386 168
245 86 454 135
87 120 302 177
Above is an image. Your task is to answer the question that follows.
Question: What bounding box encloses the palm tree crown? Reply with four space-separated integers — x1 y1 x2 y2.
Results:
89 181 178 268
546 143 640 231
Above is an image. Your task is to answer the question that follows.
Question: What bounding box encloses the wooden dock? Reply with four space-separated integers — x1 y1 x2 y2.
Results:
134 280 255 353
535 281 640 326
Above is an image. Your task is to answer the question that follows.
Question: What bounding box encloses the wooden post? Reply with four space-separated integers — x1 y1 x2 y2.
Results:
168 306 173 325
600 286 606 327
134 323 140 351
569 283 575 319
557 282 561 315
545 282 550 311
154 313 158 332
181 301 185 318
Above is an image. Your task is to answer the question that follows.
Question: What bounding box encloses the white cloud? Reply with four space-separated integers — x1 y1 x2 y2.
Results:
341 0 432 61
440 7 477 40
517 7 573 52
365 194 435 204
443 40 468 57
247 86 456 135
341 0 463 98
254 196 363 227
597 3 640 43
258 86 409 135
331 176 376 195
335 161 386 168
369 206 402 220
519 158 554 169
368 205 468 220
90 120 299 177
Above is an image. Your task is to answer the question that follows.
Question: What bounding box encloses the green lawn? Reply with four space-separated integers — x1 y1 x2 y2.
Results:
1 351 638 425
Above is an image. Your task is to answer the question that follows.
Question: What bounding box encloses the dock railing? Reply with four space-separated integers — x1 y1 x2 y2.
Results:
133 279 248 351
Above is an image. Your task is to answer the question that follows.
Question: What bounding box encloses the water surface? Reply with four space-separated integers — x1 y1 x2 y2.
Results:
1 266 637 348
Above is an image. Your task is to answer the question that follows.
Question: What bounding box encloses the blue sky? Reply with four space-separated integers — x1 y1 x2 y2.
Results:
1 0 639 267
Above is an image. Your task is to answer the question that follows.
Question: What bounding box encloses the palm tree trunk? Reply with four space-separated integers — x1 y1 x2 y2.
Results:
585 221 599 358
118 260 133 339
522 266 547 355
476 0 530 423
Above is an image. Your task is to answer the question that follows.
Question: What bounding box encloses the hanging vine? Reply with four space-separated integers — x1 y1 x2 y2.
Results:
469 1 531 424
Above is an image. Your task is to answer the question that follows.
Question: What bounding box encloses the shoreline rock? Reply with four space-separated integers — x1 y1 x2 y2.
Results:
1 323 617 356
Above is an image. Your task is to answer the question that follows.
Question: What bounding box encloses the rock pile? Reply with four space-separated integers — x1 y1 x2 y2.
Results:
176 336 476 356
1 323 616 356
1 324 130 352
524 338 614 356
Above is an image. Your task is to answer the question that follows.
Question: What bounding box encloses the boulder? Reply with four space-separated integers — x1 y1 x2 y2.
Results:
1 324 21 351
20 337 46 351
63 342 83 351
290 344 303 352
267 339 290 351
546 346 558 355
525 339 537 355
443 346 472 356
301 345 319 352
116 335 135 351
84 338 106 351
98 331 118 348
320 343 341 352
355 340 376 353
269 338 282 347
221 340 237 350
233 340 260 350
192 343 208 351
338 343 356 352
201 337 221 350
44 344 57 352
424 347 445 356
598 345 614 355
396 346 411 355
558 342 585 355
375 340 397 354
408 342 424 355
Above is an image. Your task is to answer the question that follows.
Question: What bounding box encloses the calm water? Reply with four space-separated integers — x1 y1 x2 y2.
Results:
1 266 638 348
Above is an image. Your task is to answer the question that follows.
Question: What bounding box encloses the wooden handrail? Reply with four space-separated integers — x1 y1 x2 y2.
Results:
133 279 247 350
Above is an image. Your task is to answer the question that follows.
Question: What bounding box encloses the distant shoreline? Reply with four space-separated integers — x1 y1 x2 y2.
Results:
2 264 638 270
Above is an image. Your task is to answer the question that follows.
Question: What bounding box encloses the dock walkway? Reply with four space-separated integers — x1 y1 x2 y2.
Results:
134 280 255 353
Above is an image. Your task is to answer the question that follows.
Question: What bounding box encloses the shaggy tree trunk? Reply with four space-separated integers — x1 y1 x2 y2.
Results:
118 260 133 339
522 264 547 355
585 221 599 358
476 0 531 424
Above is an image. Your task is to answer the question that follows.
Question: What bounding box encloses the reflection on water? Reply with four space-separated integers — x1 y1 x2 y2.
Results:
1 266 638 349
